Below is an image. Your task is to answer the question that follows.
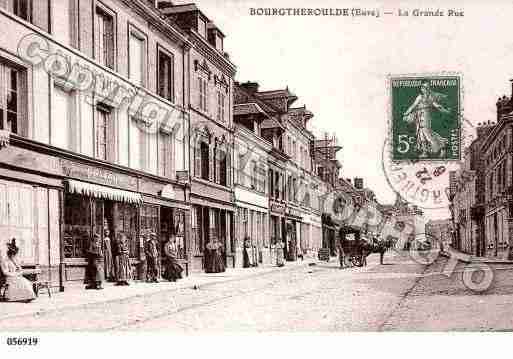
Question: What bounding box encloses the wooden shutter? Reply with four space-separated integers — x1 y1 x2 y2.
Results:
226 150 231 187
194 139 201 178
31 0 49 32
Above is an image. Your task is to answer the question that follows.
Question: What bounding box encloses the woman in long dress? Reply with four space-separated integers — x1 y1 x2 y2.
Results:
103 229 115 282
205 240 225 273
242 237 253 268
275 240 285 267
85 233 104 290
0 239 36 302
114 232 131 286
162 236 183 282
403 81 451 158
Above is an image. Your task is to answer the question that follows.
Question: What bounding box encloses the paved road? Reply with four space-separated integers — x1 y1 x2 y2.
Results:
2 251 512 331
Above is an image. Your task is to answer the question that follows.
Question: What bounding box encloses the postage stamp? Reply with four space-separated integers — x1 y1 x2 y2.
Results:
390 75 461 161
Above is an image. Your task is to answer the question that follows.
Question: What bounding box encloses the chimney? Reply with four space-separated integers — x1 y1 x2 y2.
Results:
240 81 259 94
157 1 174 9
354 177 364 190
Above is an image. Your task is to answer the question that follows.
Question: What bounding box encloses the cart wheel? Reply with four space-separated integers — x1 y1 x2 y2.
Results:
352 255 363 267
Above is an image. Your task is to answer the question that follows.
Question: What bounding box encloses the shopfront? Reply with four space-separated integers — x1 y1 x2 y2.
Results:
0 136 62 290
234 185 270 267
269 201 286 264
190 202 235 273
301 213 322 258
286 207 302 262
61 159 190 284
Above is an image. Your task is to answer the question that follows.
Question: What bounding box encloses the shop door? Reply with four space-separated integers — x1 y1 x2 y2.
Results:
0 180 36 264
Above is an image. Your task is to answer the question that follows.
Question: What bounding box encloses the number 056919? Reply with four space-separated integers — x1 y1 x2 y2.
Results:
6 337 39 346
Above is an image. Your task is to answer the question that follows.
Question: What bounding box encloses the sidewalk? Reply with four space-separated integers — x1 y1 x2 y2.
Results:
440 248 513 265
0 258 318 321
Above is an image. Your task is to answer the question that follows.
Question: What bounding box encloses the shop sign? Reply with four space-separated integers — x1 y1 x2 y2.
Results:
61 159 137 190
271 203 285 214
288 207 302 218
176 170 189 182
161 184 176 200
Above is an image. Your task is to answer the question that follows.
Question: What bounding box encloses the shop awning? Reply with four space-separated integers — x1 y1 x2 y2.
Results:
67 180 143 205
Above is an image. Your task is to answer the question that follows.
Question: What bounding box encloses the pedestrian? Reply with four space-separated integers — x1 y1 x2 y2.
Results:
114 232 131 286
145 232 160 283
242 237 253 268
103 228 115 282
85 233 104 290
162 236 183 282
337 239 345 269
276 239 285 267
0 239 36 302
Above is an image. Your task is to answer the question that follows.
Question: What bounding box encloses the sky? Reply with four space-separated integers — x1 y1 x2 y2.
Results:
180 0 513 219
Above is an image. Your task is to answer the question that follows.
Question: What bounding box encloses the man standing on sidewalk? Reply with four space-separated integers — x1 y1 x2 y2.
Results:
337 236 345 269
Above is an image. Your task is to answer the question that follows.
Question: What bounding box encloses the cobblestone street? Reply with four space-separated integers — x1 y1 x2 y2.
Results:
3 251 513 331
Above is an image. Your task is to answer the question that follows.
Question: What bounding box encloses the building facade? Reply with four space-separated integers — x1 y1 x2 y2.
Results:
159 2 237 272
482 94 513 259
0 0 193 289
233 90 272 266
450 124 491 255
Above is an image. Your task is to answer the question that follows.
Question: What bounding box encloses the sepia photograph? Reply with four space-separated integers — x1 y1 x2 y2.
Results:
0 0 512 356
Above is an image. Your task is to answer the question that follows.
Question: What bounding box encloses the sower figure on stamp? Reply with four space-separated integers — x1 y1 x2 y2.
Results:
403 81 451 159
145 232 160 283
85 233 104 290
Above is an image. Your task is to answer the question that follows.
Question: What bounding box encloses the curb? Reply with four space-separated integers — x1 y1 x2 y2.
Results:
0 260 317 322
440 250 513 265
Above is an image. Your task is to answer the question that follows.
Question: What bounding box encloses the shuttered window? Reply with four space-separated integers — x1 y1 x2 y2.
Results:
158 132 174 178
51 85 75 150
94 104 114 161
94 6 115 69
129 32 145 86
216 91 225 122
198 77 207 112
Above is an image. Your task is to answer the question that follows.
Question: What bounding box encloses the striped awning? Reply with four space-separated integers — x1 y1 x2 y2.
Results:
67 180 143 205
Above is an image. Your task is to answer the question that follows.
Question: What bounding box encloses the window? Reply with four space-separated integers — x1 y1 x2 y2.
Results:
129 30 145 86
52 85 75 150
217 91 225 122
158 49 174 102
198 77 208 112
159 132 173 178
63 194 91 259
251 160 257 189
200 141 209 180
0 63 26 135
219 151 227 186
95 104 112 161
197 16 206 37
95 6 115 69
2 0 50 32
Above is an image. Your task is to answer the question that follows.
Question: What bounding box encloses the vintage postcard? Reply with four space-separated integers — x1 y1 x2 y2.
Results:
0 0 512 357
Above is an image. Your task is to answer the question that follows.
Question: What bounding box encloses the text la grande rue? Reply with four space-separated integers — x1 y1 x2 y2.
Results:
397 9 464 17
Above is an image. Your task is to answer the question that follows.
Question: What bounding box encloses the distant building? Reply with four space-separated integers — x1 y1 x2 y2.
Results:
481 90 513 259
425 219 453 251
450 123 492 255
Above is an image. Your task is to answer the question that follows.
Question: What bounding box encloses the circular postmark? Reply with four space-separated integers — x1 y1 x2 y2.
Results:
382 138 458 209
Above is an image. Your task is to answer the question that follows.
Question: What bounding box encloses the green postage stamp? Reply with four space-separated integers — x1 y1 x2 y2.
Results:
390 75 461 161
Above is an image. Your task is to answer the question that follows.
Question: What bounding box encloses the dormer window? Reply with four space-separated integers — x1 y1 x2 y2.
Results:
197 16 207 38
